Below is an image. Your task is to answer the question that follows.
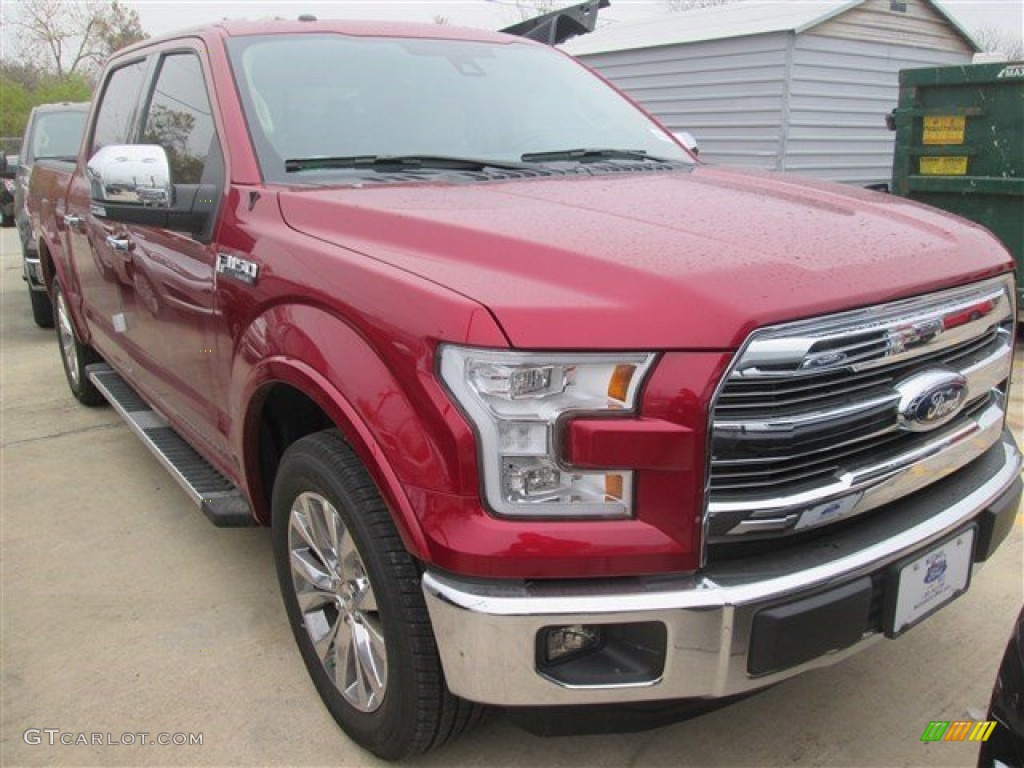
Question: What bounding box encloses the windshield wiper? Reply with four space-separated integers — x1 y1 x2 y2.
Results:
520 148 667 163
285 154 530 173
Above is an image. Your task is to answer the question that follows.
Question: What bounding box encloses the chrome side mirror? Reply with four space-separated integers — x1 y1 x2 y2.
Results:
87 144 172 207
672 131 699 157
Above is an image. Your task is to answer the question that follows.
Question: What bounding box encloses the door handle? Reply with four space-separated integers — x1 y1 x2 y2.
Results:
106 235 133 253
64 214 82 228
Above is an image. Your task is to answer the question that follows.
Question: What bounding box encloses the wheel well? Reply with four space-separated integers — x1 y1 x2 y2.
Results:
256 384 333 511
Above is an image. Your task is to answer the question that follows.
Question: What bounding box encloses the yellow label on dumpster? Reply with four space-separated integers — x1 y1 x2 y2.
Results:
922 115 966 145
920 156 968 175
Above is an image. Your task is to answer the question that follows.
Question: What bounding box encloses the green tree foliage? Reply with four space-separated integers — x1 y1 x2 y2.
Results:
0 71 90 138
0 78 33 137
1 65 91 137
1 0 144 139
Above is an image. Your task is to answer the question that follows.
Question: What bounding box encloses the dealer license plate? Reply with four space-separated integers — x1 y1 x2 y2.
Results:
886 527 975 637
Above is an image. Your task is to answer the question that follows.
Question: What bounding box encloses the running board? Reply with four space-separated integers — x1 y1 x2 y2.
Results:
87 363 256 527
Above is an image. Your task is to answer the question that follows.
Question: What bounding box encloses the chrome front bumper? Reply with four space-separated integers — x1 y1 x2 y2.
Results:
423 432 1021 707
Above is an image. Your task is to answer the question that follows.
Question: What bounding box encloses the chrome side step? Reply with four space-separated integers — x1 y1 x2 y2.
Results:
87 363 255 527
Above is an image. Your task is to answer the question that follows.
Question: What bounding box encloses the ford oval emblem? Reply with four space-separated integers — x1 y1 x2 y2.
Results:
894 369 969 433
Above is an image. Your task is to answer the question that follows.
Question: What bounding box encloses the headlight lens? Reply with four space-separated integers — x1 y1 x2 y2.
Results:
440 346 656 518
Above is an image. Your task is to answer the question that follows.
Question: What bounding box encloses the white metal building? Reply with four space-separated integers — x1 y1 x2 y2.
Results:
564 0 979 186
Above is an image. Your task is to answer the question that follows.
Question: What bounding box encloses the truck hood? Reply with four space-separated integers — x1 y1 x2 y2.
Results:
278 166 1011 349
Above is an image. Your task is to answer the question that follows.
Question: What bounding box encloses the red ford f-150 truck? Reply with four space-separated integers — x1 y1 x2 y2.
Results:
30 18 1021 760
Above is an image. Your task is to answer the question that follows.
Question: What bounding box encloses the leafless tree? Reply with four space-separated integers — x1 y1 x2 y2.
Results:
9 0 147 79
972 26 1024 60
665 0 735 11
513 0 559 23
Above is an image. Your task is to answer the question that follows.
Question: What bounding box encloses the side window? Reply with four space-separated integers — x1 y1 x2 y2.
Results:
32 112 88 162
142 53 217 185
91 60 148 155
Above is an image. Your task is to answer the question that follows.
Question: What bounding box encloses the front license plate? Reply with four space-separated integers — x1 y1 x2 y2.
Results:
885 527 975 637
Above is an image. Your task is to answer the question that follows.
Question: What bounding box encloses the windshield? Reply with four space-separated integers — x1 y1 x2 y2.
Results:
29 111 87 162
226 33 692 182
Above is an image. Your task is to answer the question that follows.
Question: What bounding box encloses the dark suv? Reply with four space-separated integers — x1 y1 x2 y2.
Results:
15 102 88 327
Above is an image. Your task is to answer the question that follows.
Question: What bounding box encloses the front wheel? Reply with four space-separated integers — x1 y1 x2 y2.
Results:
272 430 482 760
53 280 104 406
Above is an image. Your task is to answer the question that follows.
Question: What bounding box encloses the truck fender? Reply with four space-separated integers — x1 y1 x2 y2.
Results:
233 304 472 562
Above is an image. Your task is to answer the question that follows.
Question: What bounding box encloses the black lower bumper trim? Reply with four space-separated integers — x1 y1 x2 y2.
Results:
975 476 1022 562
748 577 872 676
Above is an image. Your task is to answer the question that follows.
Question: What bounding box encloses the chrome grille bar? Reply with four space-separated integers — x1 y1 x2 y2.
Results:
731 281 1011 378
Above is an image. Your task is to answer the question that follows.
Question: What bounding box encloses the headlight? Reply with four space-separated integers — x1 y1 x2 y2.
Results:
439 345 656 519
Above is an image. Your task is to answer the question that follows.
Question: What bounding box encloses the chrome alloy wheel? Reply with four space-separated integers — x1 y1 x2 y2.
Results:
288 491 387 712
56 289 80 389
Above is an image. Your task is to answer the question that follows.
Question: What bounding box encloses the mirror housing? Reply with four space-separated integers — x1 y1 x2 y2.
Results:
88 144 172 207
672 131 699 157
87 144 214 234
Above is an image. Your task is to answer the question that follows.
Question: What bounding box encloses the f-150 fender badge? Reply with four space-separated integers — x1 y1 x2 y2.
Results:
216 253 259 285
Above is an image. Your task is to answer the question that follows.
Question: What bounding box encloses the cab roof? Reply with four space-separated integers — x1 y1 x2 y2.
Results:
31 102 90 114
116 17 528 57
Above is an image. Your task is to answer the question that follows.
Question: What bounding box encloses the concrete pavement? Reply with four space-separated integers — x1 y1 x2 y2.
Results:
2 225 1021 767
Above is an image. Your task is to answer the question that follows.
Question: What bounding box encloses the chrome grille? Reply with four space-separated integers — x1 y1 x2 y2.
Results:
715 327 999 417
706 277 1015 549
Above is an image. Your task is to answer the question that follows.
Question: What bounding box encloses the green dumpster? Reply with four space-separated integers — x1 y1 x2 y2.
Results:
891 61 1024 318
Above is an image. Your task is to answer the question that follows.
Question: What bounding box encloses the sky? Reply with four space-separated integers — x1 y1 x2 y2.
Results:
1 0 1021 58
120 0 1023 42
5 0 1020 43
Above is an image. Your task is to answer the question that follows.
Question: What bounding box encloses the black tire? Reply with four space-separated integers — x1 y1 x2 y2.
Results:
52 280 105 406
272 430 483 760
29 286 54 328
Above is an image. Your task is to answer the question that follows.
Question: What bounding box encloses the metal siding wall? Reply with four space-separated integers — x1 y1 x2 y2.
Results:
578 34 789 170
812 0 974 52
785 35 971 185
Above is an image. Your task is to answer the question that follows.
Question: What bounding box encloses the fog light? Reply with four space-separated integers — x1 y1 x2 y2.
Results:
544 624 602 664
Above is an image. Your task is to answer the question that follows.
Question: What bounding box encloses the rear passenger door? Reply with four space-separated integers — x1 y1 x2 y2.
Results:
119 48 230 459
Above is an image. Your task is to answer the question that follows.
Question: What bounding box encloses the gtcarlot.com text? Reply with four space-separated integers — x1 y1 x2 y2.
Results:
23 729 203 746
